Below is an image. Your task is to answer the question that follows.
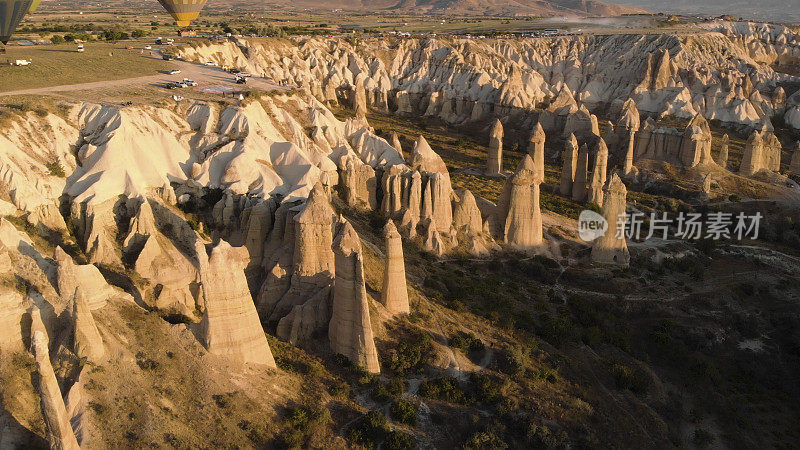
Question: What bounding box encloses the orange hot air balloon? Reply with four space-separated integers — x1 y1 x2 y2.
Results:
1 0 34 44
157 0 208 28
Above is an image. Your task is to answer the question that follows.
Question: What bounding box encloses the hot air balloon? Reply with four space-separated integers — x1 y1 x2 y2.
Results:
157 0 208 28
1 0 34 44
28 0 40 13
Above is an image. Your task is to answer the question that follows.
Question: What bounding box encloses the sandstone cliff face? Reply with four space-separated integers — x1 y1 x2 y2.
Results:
329 220 380 374
201 241 277 367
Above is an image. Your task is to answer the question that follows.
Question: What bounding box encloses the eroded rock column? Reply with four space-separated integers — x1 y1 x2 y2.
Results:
201 240 277 367
591 174 630 267
487 119 504 176
329 220 380 373
381 220 409 316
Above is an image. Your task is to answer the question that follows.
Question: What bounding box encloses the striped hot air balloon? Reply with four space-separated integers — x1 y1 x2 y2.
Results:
157 0 208 28
1 0 34 44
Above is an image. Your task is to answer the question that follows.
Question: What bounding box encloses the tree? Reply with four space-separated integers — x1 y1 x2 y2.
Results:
131 29 146 38
50 35 65 45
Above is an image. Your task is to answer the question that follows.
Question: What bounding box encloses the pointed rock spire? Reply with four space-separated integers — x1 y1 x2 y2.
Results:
329 220 380 373
390 132 404 160
529 122 546 183
72 287 105 362
411 135 449 176
572 144 590 202
560 134 578 196
487 119 504 176
31 329 80 450
381 220 409 316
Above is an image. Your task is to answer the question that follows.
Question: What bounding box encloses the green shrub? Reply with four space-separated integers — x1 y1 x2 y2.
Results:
383 329 434 375
46 159 66 177
448 332 485 354
419 377 471 404
527 424 559 449
471 373 503 404
347 411 389 449
539 315 578 347
391 399 417 426
610 364 651 394
496 344 529 376
371 382 393 403
463 430 508 449
385 431 414 450
387 377 405 397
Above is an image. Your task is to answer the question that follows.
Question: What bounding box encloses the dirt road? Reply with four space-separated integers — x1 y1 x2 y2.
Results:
0 53 288 97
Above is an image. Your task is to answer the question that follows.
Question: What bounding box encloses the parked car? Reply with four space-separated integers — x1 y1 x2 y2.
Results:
235 76 247 84
144 45 152 50
182 78 198 86
204 61 217 66
168 69 181 75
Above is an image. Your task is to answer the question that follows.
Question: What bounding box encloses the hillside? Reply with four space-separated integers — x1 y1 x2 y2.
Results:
254 0 648 16
37 0 647 17
610 0 799 23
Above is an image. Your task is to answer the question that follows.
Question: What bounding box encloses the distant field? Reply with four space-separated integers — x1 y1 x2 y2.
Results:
0 42 170 92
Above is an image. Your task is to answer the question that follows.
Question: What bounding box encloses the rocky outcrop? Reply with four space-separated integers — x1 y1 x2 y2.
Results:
71 287 105 363
390 132 404 160
129 202 207 314
422 218 445 256
31 329 80 450
201 241 276 367
616 99 640 175
452 188 483 235
588 139 609 206
340 156 378 210
498 155 544 251
740 131 766 176
529 123 546 182
329 220 380 373
0 289 25 350
560 134 578 196
410 135 449 176
715 134 730 169
53 246 127 310
572 144 590 202
487 119 503 176
591 174 630 267
258 184 335 342
380 220 410 316
427 172 453 233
